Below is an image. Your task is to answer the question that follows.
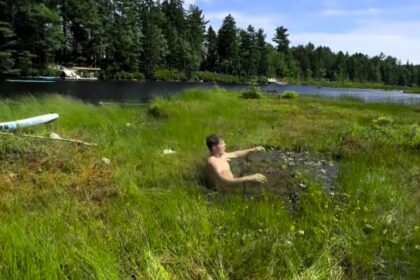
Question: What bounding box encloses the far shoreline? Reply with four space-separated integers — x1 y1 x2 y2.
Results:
2 73 420 94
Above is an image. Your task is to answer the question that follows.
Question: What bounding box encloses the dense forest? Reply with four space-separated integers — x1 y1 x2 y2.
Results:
0 0 419 86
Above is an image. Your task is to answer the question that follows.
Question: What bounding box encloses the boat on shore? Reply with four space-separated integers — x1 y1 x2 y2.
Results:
0 114 59 131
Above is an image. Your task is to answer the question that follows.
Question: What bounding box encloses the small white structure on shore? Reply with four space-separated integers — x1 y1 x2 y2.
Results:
57 65 99 80
268 78 287 86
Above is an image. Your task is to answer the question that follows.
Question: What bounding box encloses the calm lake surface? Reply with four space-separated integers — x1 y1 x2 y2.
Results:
0 80 419 105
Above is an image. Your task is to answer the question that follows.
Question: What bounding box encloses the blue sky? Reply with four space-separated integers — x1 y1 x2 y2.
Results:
184 0 420 64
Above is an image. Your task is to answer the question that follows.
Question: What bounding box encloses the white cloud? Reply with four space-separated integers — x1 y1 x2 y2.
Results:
322 8 383 16
291 20 420 64
201 6 420 64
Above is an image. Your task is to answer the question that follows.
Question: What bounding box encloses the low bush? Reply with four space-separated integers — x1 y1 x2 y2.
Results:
372 116 394 126
241 85 262 99
279 91 298 99
148 99 169 119
153 69 186 82
113 71 145 81
195 71 241 84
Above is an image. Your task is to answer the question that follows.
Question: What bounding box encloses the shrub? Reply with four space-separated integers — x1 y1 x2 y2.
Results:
153 69 186 82
195 71 240 84
98 71 108 80
40 66 61 77
405 124 420 150
241 85 262 99
372 116 394 126
279 91 298 99
114 71 144 80
148 99 169 119
131 72 145 80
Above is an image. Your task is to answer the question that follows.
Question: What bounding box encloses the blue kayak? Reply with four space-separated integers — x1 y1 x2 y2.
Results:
38 76 59 81
6 79 56 83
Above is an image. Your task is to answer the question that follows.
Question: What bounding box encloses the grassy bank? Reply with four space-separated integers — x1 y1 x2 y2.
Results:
0 90 419 279
287 79 420 94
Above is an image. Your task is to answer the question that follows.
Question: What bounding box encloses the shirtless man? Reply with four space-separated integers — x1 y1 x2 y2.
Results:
205 134 267 187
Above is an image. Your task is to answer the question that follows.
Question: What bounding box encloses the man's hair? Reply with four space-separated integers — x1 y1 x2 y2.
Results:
206 134 221 151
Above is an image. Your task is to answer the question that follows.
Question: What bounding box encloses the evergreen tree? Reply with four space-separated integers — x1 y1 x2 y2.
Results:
0 0 417 85
0 21 15 75
256 28 268 76
217 14 240 74
273 26 290 53
291 43 313 79
239 25 257 76
203 26 218 72
185 5 206 76
60 0 102 65
332 51 348 81
161 0 187 70
10 1 63 72
141 0 168 78
103 0 142 74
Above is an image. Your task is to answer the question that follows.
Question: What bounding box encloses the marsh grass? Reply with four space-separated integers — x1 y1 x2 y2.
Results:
0 89 419 279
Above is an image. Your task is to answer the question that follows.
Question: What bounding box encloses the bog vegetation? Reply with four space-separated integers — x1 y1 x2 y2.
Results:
0 89 419 279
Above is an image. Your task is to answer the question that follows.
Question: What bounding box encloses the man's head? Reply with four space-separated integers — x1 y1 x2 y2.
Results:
206 134 226 155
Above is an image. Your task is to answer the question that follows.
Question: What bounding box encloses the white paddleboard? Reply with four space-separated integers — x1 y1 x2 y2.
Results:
0 114 59 131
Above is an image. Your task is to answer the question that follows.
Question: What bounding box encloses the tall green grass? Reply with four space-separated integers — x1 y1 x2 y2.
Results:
0 90 419 279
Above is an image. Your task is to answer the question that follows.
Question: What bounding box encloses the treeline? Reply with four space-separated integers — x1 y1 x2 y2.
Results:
0 0 419 86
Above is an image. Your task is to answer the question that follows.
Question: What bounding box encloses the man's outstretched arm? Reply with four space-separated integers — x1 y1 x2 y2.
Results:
208 159 267 185
225 146 265 159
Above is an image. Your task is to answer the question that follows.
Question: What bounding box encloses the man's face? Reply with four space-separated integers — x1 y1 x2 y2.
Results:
213 139 226 155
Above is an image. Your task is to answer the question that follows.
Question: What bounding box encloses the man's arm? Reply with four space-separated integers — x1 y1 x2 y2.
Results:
225 146 265 159
208 159 267 185
217 172 267 185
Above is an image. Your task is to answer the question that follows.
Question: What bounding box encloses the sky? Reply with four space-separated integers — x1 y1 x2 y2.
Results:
184 0 420 64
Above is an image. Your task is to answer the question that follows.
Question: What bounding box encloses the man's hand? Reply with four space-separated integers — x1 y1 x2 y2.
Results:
248 173 267 184
254 146 266 152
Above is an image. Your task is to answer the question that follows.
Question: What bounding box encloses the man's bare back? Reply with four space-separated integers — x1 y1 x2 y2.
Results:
205 134 267 188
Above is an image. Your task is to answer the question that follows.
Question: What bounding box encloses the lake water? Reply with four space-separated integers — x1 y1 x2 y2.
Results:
0 80 419 105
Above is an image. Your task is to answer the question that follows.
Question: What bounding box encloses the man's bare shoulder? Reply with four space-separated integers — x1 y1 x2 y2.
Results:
207 156 218 165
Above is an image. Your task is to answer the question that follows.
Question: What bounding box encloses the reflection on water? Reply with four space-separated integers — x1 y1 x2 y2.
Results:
0 80 419 105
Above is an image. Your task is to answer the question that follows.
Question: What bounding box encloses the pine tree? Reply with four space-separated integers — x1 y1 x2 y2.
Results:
185 5 206 76
0 21 16 75
332 51 348 81
60 0 101 65
104 0 142 74
141 0 168 78
161 0 187 70
273 26 290 53
256 28 268 76
203 26 218 72
239 25 257 76
217 14 240 74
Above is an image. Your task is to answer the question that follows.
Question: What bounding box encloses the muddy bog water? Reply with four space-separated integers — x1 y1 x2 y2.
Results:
226 149 339 208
